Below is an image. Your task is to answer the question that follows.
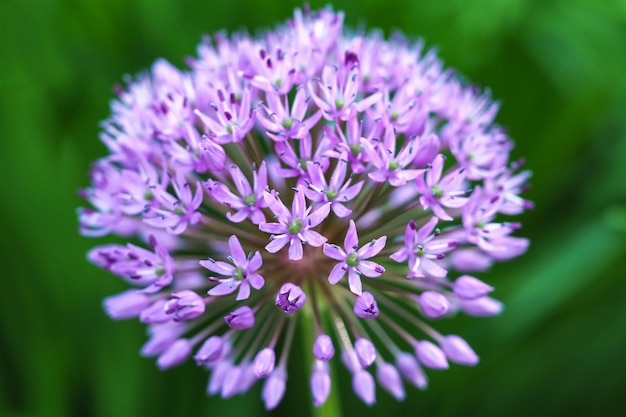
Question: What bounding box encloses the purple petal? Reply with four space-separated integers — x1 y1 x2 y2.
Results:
247 273 265 290
263 191 290 219
199 260 235 276
420 257 448 278
259 222 287 234
323 243 346 261
228 235 247 266
357 236 387 259
339 180 364 201
328 262 347 284
265 234 290 253
301 230 327 247
358 260 384 278
331 202 352 217
236 281 251 300
288 238 303 260
210 281 240 298
416 217 439 242
348 268 363 295
229 164 252 196
344 220 359 251
248 251 263 271
308 202 331 227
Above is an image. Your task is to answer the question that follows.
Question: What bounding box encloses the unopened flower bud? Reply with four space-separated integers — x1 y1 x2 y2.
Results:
441 335 479 366
263 368 287 410
459 296 503 316
140 299 170 323
395 352 428 389
157 338 192 369
311 362 331 407
225 306 255 329
253 347 276 378
313 334 335 361
453 275 494 299
376 363 405 400
352 369 375 406
418 291 450 318
103 290 150 319
354 291 379 319
275 283 306 313
415 340 449 370
194 335 224 365
354 338 376 367
165 290 205 321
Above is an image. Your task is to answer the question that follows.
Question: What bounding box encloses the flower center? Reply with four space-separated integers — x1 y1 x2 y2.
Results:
416 244 425 257
288 218 303 235
282 118 294 130
334 98 345 110
388 159 399 171
298 158 309 170
234 267 245 281
325 189 338 200
244 194 257 206
346 252 360 267
431 184 443 199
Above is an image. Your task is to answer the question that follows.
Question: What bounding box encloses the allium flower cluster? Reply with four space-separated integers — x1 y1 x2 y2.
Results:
80 6 531 409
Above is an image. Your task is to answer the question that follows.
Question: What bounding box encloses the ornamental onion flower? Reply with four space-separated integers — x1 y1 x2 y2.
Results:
79 6 531 409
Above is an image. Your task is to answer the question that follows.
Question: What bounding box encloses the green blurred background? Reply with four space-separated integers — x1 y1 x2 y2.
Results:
1 0 625 416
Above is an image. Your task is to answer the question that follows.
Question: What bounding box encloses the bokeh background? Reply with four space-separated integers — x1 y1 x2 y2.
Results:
1 0 625 416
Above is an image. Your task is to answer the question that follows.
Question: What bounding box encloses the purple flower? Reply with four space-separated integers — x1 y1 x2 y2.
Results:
257 86 322 140
204 162 268 225
416 154 469 221
390 217 458 279
259 186 330 260
360 126 424 187
323 220 386 295
81 6 531 409
199 235 264 300
305 156 364 218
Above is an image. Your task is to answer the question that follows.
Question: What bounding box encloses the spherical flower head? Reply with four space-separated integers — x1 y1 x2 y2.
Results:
80 5 531 409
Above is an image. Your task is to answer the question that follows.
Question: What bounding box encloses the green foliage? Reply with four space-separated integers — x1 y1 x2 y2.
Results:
1 0 625 416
